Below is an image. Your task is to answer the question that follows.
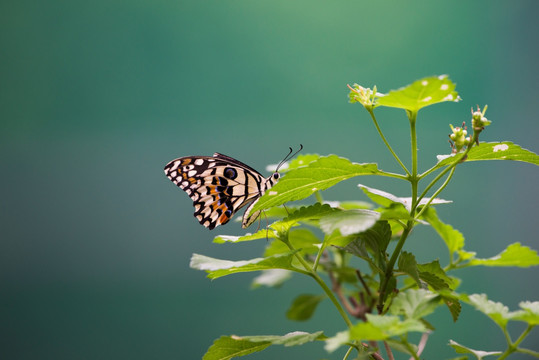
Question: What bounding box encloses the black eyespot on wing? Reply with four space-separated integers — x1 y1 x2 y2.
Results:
224 167 238 180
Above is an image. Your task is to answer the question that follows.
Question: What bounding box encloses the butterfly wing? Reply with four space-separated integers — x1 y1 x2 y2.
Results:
164 153 269 230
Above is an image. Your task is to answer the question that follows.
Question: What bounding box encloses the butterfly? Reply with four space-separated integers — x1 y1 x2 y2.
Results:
164 145 302 230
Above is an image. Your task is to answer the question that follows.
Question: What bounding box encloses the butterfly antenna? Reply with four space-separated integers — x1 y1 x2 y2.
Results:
276 144 303 171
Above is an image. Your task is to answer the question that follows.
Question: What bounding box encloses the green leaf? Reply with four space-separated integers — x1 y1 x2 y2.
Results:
358 184 451 211
341 221 392 272
436 142 539 169
448 340 502 360
213 229 275 244
324 330 349 353
190 251 301 279
264 203 339 236
512 301 539 325
264 228 321 257
375 75 460 112
251 156 379 213
384 339 419 357
286 294 326 321
319 209 380 236
397 251 421 287
466 295 539 328
239 331 326 346
284 153 321 171
203 336 271 360
281 203 339 225
441 293 462 322
203 331 326 360
421 207 465 254
417 260 455 290
467 242 539 267
251 269 292 288
390 289 439 320
350 314 428 341
466 294 511 329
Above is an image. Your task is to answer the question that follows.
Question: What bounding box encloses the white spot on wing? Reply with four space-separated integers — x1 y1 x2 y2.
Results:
493 144 509 152
194 159 204 165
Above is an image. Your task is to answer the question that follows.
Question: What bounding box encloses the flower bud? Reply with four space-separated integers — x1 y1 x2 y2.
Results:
449 123 471 153
471 105 491 131
348 84 377 109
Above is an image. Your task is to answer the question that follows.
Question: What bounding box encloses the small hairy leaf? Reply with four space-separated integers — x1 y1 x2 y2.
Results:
203 336 271 360
284 154 321 171
468 242 539 267
264 228 320 257
466 294 511 329
390 289 439 320
324 330 349 353
375 75 460 112
319 209 380 236
265 203 339 235
190 251 301 279
203 332 325 359
286 294 326 321
435 142 539 169
398 252 421 287
448 340 502 360
213 230 275 244
361 220 392 253
358 184 451 211
441 293 462 322
239 331 326 346
251 269 292 289
421 207 465 254
340 221 392 272
282 203 340 224
417 260 454 290
251 156 379 213
350 314 428 341
512 301 539 325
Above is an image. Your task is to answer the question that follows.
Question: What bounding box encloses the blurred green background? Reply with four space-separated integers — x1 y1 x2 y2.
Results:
1 1 538 359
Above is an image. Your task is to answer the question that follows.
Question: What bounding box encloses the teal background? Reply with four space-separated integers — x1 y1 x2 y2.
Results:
1 1 538 359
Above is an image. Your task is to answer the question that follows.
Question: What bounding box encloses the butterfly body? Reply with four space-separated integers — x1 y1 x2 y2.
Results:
164 153 279 229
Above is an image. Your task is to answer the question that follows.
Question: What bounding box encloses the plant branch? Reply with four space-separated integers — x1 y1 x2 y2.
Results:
367 108 411 176
414 167 456 220
280 233 354 329
410 332 429 360
377 222 413 313
384 341 395 360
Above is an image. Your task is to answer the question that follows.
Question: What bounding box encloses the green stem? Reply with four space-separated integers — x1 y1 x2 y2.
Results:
513 324 535 348
414 167 456 220
400 336 420 360
314 190 324 203
367 108 411 176
409 110 419 211
280 233 353 329
342 346 354 360
377 223 413 312
377 110 419 313
312 242 325 272
517 348 539 357
374 170 408 180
